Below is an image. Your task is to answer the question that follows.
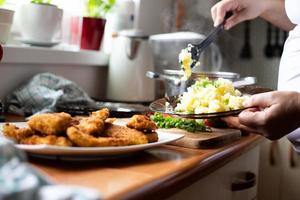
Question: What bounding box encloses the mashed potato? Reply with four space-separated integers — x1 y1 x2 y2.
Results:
175 78 248 114
179 44 200 80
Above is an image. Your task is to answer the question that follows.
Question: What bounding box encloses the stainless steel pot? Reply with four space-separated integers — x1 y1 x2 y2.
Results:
149 32 223 73
146 70 256 97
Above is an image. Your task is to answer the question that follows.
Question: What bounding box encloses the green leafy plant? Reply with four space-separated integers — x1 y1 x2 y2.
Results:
85 0 116 18
31 0 52 4
0 0 5 6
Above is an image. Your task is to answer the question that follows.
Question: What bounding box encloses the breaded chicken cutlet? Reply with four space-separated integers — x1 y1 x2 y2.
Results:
76 116 105 136
67 126 131 147
104 123 149 145
21 135 72 147
126 115 158 132
1 108 159 147
126 115 158 143
28 112 72 135
2 123 34 142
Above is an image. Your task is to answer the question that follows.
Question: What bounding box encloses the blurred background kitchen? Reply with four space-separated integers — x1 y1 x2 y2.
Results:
0 0 298 199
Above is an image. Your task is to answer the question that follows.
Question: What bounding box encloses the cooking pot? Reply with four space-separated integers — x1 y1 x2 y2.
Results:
147 70 256 97
149 32 223 73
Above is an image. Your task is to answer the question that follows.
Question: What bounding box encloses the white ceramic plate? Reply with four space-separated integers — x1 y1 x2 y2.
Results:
0 122 184 156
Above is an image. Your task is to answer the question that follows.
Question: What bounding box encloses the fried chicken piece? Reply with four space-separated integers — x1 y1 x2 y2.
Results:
70 116 84 126
105 118 116 124
91 108 110 120
126 115 158 132
145 132 159 143
2 123 34 142
76 116 105 136
21 135 73 147
66 126 131 147
28 112 72 135
104 124 148 145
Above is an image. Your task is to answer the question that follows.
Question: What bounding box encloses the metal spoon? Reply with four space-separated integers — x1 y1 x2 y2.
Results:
187 12 232 69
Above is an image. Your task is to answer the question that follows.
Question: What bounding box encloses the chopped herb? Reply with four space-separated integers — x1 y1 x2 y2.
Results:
150 112 211 133
31 0 52 4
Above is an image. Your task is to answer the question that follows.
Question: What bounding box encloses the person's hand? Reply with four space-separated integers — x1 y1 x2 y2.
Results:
211 0 270 29
223 91 300 140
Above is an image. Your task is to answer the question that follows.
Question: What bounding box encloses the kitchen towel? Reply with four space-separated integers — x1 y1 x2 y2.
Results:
0 136 101 200
5 73 97 116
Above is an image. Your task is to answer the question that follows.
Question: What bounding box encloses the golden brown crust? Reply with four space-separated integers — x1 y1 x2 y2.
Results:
145 132 159 143
91 108 110 120
105 118 117 124
67 126 131 147
126 115 158 132
21 135 72 147
28 112 72 135
76 116 105 136
104 124 148 145
2 109 159 147
2 123 34 142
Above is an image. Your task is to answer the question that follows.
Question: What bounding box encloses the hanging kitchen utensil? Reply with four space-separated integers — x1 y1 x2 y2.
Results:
239 21 252 59
280 31 288 55
175 0 185 30
264 22 274 58
273 27 282 57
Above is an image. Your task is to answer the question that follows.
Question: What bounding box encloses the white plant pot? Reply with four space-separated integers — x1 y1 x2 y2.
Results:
0 8 14 23
0 8 14 44
18 3 63 43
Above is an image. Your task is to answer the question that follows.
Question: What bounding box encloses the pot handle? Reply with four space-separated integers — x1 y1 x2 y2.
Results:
146 71 160 79
233 76 256 88
126 38 140 60
146 71 181 84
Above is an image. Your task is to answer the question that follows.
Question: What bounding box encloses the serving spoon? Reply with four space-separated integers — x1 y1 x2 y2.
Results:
187 12 232 69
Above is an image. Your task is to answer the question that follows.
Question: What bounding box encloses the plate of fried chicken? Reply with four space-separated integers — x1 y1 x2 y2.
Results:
0 108 183 156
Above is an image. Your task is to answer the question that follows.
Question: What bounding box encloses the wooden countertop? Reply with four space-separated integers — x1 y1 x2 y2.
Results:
29 135 263 200
4 115 264 200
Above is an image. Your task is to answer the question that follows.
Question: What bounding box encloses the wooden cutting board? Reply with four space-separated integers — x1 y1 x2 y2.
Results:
159 128 241 149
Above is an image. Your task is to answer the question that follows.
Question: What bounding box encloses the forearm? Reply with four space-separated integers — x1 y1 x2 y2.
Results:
260 0 295 31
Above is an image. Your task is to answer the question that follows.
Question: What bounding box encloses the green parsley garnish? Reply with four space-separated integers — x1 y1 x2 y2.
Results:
150 112 211 133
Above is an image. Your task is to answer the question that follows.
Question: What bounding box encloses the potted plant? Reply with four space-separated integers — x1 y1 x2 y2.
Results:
17 0 63 44
80 0 116 50
0 0 15 44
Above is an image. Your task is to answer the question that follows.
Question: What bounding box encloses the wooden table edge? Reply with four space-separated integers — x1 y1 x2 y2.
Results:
112 135 264 200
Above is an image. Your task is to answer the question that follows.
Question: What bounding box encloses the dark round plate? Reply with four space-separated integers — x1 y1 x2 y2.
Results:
149 97 246 119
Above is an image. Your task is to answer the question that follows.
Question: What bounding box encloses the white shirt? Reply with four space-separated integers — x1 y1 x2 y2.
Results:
279 0 300 153
285 0 300 25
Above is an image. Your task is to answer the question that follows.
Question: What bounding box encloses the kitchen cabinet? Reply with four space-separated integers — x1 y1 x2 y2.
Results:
258 138 300 200
167 146 259 200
